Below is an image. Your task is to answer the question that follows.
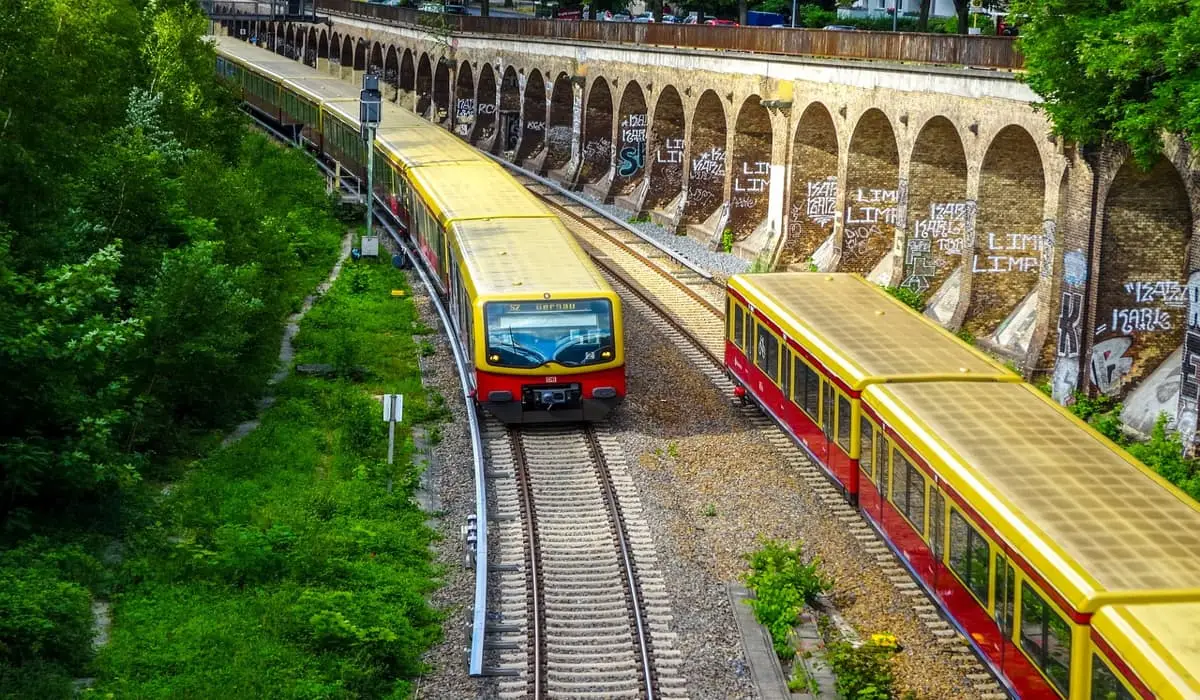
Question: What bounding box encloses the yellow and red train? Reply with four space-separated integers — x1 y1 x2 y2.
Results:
725 273 1200 700
216 39 625 423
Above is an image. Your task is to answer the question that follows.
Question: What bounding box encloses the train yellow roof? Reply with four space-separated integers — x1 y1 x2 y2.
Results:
375 120 481 171
1092 603 1200 699
728 273 1015 390
408 162 551 226
451 218 611 298
863 381 1200 611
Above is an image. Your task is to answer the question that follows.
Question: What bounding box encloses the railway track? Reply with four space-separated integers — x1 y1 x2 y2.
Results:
487 419 688 699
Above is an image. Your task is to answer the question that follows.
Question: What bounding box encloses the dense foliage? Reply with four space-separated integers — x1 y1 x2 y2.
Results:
1010 0 1200 165
743 539 832 659
0 0 340 531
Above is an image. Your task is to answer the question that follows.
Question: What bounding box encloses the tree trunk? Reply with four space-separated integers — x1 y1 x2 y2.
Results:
738 0 747 24
480 0 489 17
918 0 930 31
955 0 969 33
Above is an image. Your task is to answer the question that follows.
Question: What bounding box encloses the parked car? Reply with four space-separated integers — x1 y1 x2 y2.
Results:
632 12 654 22
823 24 857 30
704 17 738 25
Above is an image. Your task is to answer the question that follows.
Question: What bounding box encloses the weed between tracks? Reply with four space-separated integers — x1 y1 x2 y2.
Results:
89 263 447 697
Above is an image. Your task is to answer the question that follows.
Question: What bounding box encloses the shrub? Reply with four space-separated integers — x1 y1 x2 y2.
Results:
721 228 735 253
0 550 95 671
882 285 925 312
743 540 833 659
827 638 897 700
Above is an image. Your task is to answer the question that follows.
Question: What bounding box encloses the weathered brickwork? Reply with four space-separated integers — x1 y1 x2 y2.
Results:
611 82 648 196
963 126 1046 338
517 70 546 164
901 117 968 300
237 19 1200 435
684 90 727 225
729 97 773 239
579 78 613 184
1091 157 1191 397
781 103 838 270
841 109 900 276
644 87 685 214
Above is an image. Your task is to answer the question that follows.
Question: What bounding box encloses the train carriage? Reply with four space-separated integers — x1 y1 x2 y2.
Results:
214 37 625 423
725 272 1200 698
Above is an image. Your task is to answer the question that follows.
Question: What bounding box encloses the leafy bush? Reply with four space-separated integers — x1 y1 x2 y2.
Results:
721 228 735 253
743 540 833 659
827 639 897 700
955 329 975 345
882 285 925 312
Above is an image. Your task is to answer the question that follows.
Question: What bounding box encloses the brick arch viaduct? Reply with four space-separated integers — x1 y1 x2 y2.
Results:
221 16 1200 443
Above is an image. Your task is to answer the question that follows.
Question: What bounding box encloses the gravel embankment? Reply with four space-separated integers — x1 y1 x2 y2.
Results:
576 192 752 278
408 280 485 700
609 305 976 700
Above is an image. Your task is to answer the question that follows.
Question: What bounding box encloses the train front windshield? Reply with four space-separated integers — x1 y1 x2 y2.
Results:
485 299 615 369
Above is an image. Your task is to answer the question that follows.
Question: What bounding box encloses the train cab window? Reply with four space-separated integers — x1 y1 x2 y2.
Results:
1020 582 1072 697
837 395 852 451
930 489 946 561
1090 654 1134 700
995 554 1015 639
948 510 990 605
859 418 874 482
890 451 926 535
755 323 779 383
732 303 746 350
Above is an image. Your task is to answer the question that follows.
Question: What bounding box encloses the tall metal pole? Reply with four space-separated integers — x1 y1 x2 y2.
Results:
366 124 376 241
359 74 382 242
791 0 797 27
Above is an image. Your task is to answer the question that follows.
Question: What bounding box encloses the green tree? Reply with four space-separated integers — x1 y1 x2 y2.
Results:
1010 0 1200 165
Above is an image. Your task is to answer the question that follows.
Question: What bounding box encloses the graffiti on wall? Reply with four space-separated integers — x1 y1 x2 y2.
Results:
971 232 1042 274
618 113 647 178
843 188 899 258
1052 248 1089 404
804 177 837 227
1095 280 1184 335
1057 291 1083 358
691 146 726 180
1091 337 1134 395
900 200 973 293
655 138 684 165
733 161 770 194
1176 272 1200 449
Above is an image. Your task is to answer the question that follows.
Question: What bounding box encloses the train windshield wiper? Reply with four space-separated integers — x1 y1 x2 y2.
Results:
489 339 546 365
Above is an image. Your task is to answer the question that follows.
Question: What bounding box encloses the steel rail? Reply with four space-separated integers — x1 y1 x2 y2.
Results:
478 152 714 282
508 431 544 697
585 427 656 700
235 103 492 677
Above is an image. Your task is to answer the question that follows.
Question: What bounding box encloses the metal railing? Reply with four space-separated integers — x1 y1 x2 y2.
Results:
315 0 1023 70
204 0 320 22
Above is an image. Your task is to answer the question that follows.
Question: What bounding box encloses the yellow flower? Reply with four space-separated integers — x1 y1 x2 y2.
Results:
870 632 899 648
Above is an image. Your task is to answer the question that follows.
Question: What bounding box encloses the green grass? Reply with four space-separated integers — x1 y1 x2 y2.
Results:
90 261 445 699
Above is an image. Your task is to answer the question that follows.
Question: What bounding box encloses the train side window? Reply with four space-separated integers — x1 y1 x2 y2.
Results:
1090 653 1134 700
821 381 834 438
930 489 946 561
949 510 990 605
837 394 852 451
780 348 792 398
755 323 779 383
859 418 874 482
994 554 1015 639
733 303 746 349
1020 582 1072 697
802 361 819 418
875 431 887 483
891 451 926 535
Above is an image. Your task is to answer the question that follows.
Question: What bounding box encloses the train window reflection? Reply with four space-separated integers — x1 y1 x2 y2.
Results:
949 510 990 604
484 299 615 369
1020 582 1072 697
1090 654 1134 700
860 418 874 481
755 323 779 382
837 395 852 451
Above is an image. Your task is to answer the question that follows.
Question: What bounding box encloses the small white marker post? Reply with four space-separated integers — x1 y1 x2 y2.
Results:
382 393 404 466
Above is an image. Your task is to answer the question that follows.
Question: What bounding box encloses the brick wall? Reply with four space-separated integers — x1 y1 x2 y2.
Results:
545 75 573 170
644 87 685 212
963 125 1045 336
1091 156 1191 397
473 65 497 145
684 90 727 224
902 117 968 300
781 103 838 270
729 98 773 239
611 82 649 196
840 109 900 275
579 79 613 184
517 71 546 163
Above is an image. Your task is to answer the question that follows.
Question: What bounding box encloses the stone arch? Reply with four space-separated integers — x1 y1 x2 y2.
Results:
841 109 900 276
384 46 399 100
453 61 475 138
400 49 415 92
645 86 685 214
433 58 451 122
612 80 648 195
782 102 838 269
305 28 317 66
341 36 353 73
329 32 340 67
545 72 574 172
416 53 433 115
318 30 328 63
473 63 497 145
284 25 295 58
901 115 969 314
962 125 1046 345
517 69 547 163
354 38 368 73
580 77 614 184
369 42 383 76
499 66 521 153
684 89 727 224
1091 156 1192 397
729 95 772 238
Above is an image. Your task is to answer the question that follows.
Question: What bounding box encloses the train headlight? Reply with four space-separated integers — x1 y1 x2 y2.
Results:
489 354 500 362
600 350 612 359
